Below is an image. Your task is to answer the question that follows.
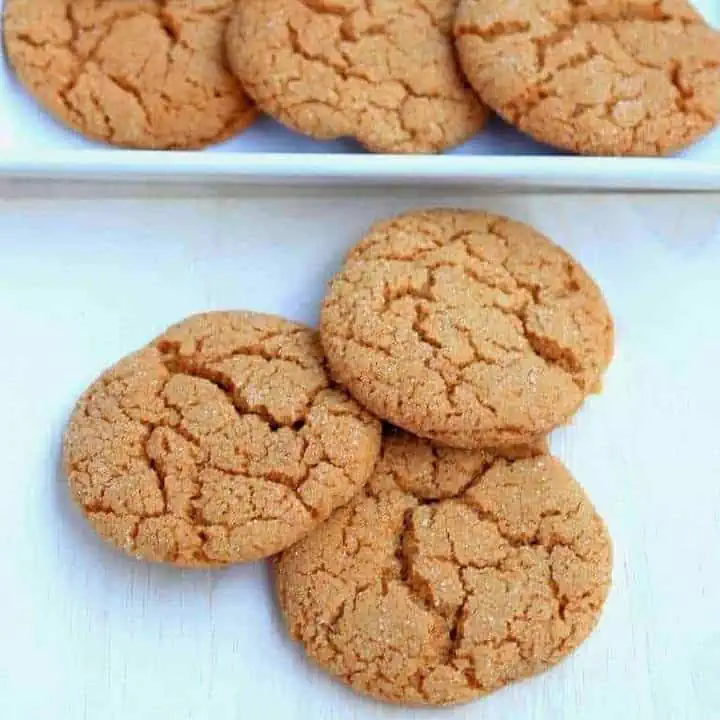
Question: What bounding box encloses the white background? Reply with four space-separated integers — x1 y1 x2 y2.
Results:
0 184 718 719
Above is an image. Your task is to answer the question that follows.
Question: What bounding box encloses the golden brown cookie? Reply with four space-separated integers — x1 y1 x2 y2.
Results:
276 430 612 705
454 0 720 156
3 0 256 149
320 209 614 449
63 312 382 566
225 0 487 153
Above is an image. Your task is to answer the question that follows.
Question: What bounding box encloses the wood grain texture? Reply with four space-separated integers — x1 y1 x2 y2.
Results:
0 187 718 720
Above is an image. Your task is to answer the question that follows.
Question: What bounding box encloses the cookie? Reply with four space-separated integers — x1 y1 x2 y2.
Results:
276 430 612 705
320 209 614 449
225 0 487 153
454 0 720 156
3 0 257 149
63 312 382 566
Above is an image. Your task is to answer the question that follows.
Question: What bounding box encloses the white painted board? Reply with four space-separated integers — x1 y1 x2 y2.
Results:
0 186 718 719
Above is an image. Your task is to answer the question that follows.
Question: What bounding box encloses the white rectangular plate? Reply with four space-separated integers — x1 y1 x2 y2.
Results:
0 0 718 188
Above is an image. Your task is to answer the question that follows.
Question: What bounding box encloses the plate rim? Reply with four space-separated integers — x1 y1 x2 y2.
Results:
0 151 719 189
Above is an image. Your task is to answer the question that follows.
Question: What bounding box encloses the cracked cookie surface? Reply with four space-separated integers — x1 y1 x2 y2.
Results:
3 0 257 148
225 0 487 153
454 0 720 155
276 430 612 705
320 209 614 449
63 312 382 566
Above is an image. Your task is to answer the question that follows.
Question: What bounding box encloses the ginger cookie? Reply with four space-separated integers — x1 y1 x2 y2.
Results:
63 312 382 566
225 0 487 153
3 0 256 149
320 209 614 449
276 430 612 705
454 0 720 156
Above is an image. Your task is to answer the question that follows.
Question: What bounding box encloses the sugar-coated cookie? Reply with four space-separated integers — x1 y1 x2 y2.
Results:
3 0 256 148
276 430 612 705
454 0 720 155
320 209 614 449
63 312 382 566
225 0 487 153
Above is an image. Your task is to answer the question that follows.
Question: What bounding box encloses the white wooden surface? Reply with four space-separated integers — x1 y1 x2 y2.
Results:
0 186 718 720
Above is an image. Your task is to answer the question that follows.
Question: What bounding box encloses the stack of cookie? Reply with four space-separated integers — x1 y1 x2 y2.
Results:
227 0 720 154
4 0 719 154
63 208 615 707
